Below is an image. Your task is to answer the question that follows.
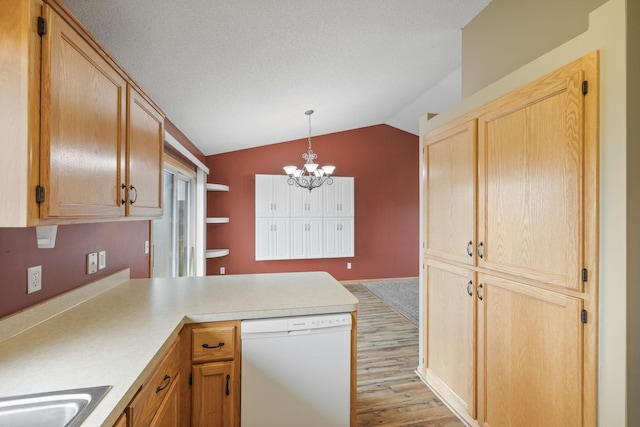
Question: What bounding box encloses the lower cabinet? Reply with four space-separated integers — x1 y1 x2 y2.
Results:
189 321 240 427
476 274 584 427
423 259 476 419
126 337 181 427
192 362 236 426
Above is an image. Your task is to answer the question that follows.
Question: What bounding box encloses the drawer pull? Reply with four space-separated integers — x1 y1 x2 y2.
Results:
202 342 225 349
156 374 171 393
225 374 230 396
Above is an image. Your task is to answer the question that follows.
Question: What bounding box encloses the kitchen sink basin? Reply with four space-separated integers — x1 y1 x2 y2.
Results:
0 385 111 427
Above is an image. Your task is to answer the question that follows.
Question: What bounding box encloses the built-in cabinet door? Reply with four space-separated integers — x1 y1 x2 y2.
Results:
41 5 126 219
255 175 290 218
291 185 324 216
324 218 354 258
477 68 586 291
255 218 290 260
323 177 354 217
126 86 164 218
424 119 476 265
424 259 476 419
291 217 323 259
476 273 583 427
192 362 236 427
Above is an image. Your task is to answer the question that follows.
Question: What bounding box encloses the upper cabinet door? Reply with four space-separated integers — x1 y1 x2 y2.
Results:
424 119 476 266
40 5 127 219
477 66 587 291
255 175 291 218
323 177 354 217
126 86 164 218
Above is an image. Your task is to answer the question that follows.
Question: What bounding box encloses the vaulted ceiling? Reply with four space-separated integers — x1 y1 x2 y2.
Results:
63 0 491 155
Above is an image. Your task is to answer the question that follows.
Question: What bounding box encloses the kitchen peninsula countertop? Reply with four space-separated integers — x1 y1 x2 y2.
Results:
0 271 358 426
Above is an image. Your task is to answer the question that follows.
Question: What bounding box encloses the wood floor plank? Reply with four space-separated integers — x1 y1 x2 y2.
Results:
345 283 464 427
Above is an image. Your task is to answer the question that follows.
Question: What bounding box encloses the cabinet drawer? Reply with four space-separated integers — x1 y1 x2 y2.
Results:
192 323 237 363
127 338 181 427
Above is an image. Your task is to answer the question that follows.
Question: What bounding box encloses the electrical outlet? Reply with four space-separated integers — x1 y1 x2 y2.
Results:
144 240 150 254
220 267 225 275
27 265 42 294
347 262 352 270
98 250 106 270
87 252 98 274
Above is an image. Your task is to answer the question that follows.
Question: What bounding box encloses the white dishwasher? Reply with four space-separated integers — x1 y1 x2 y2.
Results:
241 313 352 427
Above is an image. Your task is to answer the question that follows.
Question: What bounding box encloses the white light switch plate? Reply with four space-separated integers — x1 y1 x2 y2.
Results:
87 252 98 274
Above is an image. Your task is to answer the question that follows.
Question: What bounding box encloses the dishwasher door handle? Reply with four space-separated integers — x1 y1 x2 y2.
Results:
287 329 312 336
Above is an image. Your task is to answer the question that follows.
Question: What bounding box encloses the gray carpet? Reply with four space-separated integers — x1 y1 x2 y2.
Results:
362 278 419 325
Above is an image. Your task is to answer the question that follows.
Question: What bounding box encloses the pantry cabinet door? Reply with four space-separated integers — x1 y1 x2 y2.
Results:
424 119 476 265
477 274 583 427
41 5 126 218
477 69 585 290
424 259 476 418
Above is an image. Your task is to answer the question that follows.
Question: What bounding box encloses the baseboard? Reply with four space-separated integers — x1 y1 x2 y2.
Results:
340 276 419 285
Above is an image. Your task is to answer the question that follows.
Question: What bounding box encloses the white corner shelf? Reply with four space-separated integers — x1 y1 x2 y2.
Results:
207 183 229 192
206 183 230 261
206 249 230 258
206 217 229 224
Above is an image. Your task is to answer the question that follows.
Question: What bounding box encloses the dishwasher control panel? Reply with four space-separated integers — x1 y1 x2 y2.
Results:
242 313 352 335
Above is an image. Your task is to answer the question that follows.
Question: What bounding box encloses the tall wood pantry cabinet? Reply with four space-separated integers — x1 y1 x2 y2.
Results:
420 52 599 427
1 0 164 226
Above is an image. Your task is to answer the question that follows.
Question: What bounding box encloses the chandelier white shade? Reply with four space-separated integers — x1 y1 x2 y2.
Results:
283 110 335 191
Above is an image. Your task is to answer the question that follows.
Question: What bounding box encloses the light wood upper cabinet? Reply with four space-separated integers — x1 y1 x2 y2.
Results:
0 0 164 226
41 4 126 219
126 86 164 218
424 119 476 266
477 66 587 291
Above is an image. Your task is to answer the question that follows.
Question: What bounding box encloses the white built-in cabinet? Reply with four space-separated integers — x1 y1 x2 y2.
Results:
255 174 354 261
255 175 291 260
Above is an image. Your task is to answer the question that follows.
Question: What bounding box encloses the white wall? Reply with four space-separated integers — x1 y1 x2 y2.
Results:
419 0 629 424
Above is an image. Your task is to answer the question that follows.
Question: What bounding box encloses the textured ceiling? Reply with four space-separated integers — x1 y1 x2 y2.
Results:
62 0 491 155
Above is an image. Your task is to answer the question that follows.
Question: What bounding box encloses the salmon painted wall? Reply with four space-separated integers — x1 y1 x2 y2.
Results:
0 221 151 318
206 124 419 281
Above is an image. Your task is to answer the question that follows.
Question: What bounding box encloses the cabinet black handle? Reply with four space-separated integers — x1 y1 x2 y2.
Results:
467 280 473 297
225 374 230 396
202 342 225 349
156 374 171 393
477 242 484 259
466 241 473 257
129 185 138 204
121 184 128 204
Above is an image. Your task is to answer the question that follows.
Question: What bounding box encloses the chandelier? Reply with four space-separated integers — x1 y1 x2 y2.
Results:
283 110 335 191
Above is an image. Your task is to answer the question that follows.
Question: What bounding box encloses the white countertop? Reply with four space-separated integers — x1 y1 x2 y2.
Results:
0 270 358 426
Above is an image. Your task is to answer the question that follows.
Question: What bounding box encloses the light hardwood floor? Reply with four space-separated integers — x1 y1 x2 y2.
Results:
345 283 464 427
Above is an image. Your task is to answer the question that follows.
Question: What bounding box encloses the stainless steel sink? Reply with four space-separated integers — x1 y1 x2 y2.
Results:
0 385 111 427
